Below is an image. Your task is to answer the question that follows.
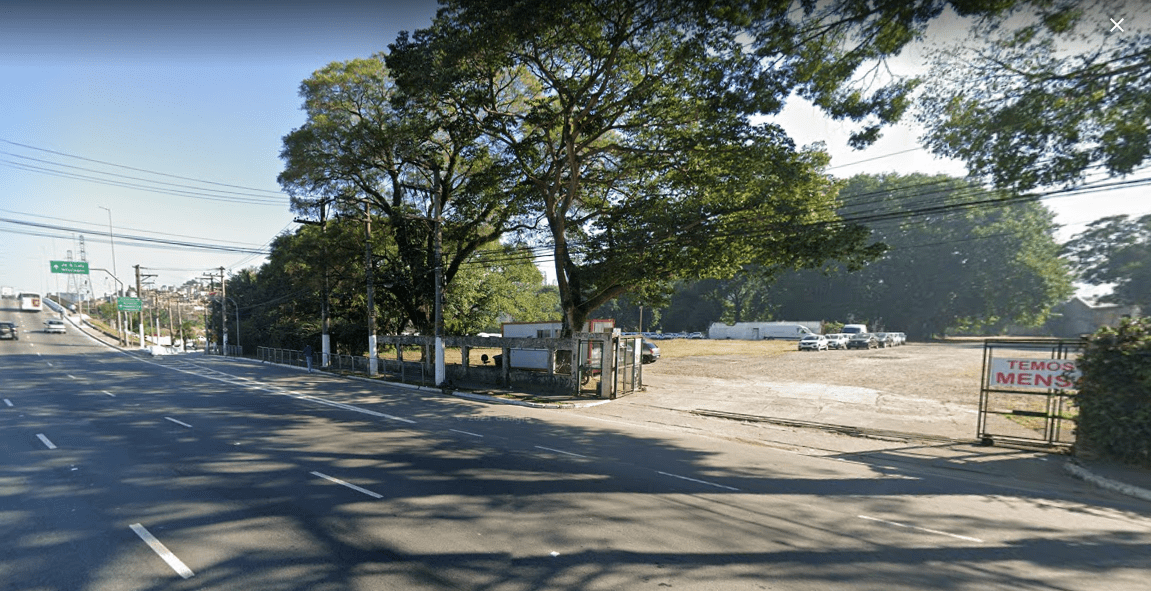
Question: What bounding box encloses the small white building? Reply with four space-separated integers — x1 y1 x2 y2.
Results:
707 321 822 340
502 319 614 369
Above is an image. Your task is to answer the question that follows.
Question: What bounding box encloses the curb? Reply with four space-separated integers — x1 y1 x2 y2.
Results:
1063 460 1151 502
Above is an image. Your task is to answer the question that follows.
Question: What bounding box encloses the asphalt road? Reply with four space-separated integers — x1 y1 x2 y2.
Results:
3 306 1150 590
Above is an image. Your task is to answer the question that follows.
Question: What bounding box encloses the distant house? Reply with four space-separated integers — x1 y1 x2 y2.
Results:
1046 297 1142 337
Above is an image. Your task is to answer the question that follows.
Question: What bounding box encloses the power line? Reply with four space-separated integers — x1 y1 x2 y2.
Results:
0 217 269 255
0 138 285 195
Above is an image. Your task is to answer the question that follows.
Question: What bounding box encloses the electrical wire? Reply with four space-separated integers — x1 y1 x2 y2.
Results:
0 138 285 195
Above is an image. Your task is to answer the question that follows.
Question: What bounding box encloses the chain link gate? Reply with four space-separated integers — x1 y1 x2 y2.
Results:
978 338 1084 449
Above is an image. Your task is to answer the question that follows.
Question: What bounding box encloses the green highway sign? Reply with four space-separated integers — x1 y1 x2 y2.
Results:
117 297 143 312
50 260 89 274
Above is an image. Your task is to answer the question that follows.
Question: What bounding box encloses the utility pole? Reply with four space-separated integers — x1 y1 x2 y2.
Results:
166 294 175 347
364 201 377 375
220 267 228 355
295 197 332 367
135 265 156 348
134 264 142 347
433 177 445 387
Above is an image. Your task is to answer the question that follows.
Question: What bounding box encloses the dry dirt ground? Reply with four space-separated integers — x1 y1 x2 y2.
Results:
628 340 1043 441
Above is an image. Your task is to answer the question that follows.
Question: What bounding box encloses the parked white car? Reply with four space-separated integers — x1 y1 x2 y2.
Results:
824 333 849 349
798 334 829 351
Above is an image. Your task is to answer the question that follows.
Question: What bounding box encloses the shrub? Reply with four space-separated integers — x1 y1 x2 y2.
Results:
1075 317 1151 465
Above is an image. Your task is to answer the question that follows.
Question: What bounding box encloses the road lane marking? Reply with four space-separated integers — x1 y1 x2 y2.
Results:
164 417 193 429
656 471 740 491
129 523 195 579
449 429 484 437
310 471 383 499
101 351 417 425
3 399 12 407
103 391 116 397
858 515 983 543
535 445 589 459
36 434 57 449
287 391 415 424
67 374 78 379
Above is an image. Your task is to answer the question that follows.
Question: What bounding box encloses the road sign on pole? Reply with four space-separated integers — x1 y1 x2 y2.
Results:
117 297 143 312
50 260 90 274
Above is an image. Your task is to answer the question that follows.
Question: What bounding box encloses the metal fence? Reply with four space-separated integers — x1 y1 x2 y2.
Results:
978 338 1084 449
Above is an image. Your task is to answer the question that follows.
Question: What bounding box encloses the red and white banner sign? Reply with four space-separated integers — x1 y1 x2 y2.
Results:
990 358 1080 390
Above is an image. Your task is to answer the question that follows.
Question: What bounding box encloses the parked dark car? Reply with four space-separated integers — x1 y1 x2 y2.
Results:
846 333 878 350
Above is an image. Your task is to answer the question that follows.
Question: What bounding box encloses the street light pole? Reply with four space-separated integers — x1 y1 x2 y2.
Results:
97 206 124 345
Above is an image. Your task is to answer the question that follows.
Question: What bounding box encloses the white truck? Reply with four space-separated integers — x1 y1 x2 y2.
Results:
0 286 14 299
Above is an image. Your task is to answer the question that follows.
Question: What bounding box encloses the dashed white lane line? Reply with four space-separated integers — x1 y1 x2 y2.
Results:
136 357 416 425
286 391 415 424
656 470 740 492
129 523 195 579
858 515 984 543
103 391 116 397
535 445 589 459
164 417 193 429
36 433 57 449
67 374 78 380
3 399 12 407
311 471 383 499
450 429 484 437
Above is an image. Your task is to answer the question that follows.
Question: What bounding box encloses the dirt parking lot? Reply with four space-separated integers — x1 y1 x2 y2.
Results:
631 339 1033 441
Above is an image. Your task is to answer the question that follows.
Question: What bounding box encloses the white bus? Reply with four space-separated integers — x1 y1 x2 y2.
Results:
18 292 42 312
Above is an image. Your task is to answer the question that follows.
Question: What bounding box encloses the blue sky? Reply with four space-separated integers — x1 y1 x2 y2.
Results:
1 1 1145 300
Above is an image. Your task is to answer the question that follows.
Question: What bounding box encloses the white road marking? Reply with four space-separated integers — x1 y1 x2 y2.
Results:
287 391 415 424
450 429 484 437
103 391 116 397
164 417 193 429
93 348 417 426
67 374 78 380
3 399 12 407
36 433 57 449
45 361 52 366
656 470 740 491
311 471 383 499
858 515 984 543
129 523 195 579
535 445 588 459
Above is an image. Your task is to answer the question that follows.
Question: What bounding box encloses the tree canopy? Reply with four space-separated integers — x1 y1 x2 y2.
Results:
739 174 1074 338
1063 214 1151 310
382 0 1023 335
278 56 535 335
918 0 1151 190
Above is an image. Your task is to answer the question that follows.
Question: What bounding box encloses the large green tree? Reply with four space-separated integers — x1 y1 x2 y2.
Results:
918 0 1151 190
762 174 1074 338
1063 214 1151 309
388 0 1022 336
279 56 534 335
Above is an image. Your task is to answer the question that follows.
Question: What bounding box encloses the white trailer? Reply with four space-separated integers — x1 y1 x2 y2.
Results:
707 321 820 340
